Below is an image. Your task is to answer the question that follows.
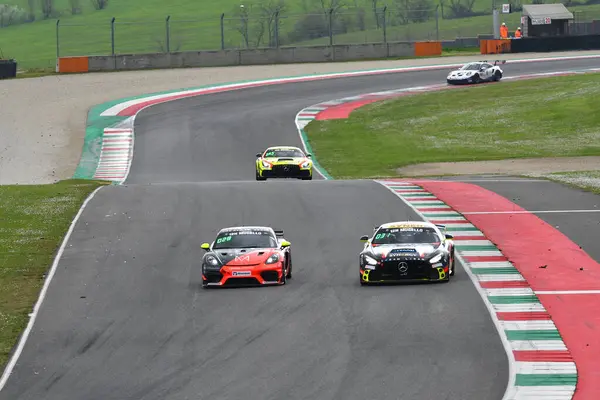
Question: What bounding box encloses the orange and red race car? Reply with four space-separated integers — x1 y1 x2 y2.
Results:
200 226 292 288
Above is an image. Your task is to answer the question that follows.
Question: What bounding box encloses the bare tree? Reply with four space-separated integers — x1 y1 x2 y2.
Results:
319 0 345 17
26 0 35 21
259 0 286 46
90 0 108 11
447 0 476 17
316 0 346 35
69 0 81 15
235 4 251 48
371 0 380 28
39 0 53 19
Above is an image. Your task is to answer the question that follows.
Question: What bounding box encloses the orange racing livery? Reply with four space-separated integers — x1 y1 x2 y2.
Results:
200 226 292 288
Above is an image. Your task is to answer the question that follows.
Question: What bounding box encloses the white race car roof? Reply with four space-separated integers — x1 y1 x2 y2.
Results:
219 226 274 233
265 146 303 152
378 221 437 229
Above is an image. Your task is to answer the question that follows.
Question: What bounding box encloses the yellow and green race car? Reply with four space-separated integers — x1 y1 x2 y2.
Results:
255 146 313 181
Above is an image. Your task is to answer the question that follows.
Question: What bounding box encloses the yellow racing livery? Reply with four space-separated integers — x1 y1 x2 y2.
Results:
255 146 313 181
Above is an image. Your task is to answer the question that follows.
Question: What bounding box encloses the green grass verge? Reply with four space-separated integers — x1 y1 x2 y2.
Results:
304 72 600 179
0 179 106 368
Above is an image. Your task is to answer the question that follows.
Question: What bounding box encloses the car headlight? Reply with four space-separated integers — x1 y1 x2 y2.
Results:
429 253 442 264
203 255 221 271
363 255 378 270
301 161 311 168
265 253 280 264
261 160 271 168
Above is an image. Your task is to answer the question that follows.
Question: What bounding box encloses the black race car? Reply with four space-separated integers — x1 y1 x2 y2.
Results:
359 221 455 285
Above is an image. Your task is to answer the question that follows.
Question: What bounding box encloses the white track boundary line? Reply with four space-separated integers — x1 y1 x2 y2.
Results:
294 113 329 180
374 181 516 400
0 186 105 391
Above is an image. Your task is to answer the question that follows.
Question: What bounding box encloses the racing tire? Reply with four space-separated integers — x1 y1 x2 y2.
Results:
472 74 481 84
449 249 456 276
255 170 266 181
494 71 502 81
280 264 287 285
286 253 292 279
300 176 312 181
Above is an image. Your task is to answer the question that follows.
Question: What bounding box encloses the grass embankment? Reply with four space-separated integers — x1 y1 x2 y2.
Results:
4 0 600 70
0 179 105 368
305 73 600 179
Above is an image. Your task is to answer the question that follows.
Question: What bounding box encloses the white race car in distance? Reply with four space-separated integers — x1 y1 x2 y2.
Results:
446 60 505 85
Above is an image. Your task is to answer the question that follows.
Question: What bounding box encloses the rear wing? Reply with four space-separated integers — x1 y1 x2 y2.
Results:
480 59 506 66
435 224 447 233
274 230 285 237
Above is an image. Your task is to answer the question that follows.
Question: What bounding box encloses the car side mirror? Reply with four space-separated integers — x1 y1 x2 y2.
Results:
445 234 454 239
280 240 291 248
201 243 210 250
360 235 369 242
306 154 312 158
256 153 262 157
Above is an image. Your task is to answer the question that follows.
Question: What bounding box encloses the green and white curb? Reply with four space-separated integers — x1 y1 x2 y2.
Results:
376 180 577 400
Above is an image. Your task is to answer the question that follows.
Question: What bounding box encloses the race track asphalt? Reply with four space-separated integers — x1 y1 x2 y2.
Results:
4 57 600 400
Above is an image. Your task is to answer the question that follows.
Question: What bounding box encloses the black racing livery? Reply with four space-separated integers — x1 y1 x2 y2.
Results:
359 221 455 285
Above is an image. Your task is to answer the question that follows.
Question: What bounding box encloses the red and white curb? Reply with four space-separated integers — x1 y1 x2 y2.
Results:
376 180 577 400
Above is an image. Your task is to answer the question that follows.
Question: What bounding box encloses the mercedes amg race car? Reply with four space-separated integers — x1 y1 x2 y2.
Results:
446 60 505 85
255 146 313 180
358 221 455 285
200 226 292 288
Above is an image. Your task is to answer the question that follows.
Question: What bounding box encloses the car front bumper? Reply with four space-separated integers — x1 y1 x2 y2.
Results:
447 77 476 85
360 261 450 284
258 164 312 178
203 264 285 287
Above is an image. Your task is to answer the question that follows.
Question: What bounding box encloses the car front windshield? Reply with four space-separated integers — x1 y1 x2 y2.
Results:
264 149 304 158
213 229 278 249
460 63 481 71
372 227 440 245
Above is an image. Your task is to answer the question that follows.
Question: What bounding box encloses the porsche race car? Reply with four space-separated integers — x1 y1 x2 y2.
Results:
358 221 455 285
256 146 313 180
201 226 292 287
446 60 505 85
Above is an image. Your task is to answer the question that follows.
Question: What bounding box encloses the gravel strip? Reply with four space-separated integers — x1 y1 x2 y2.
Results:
397 156 600 177
2 50 600 185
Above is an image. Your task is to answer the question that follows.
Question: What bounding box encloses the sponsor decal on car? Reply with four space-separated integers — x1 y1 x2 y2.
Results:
232 271 252 276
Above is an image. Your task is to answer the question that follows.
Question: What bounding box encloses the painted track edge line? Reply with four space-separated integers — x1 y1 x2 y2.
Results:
294 111 331 180
0 185 105 391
